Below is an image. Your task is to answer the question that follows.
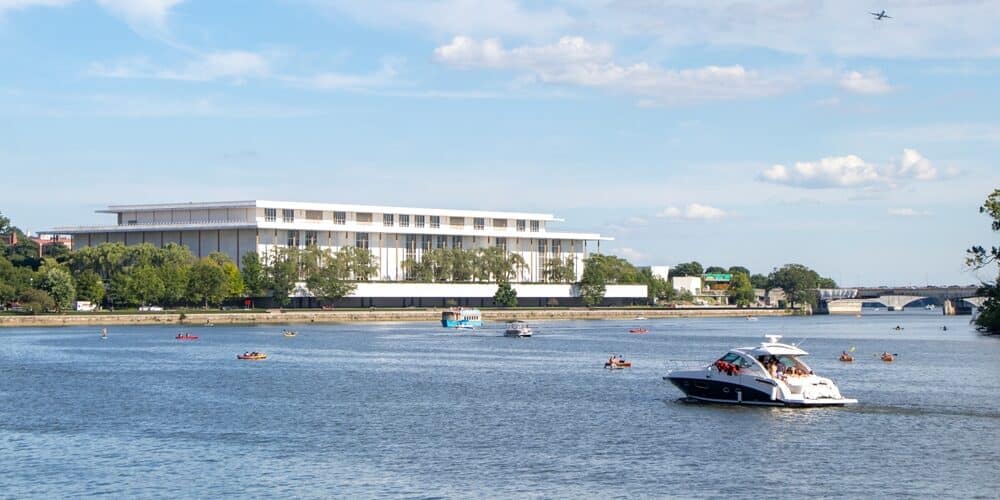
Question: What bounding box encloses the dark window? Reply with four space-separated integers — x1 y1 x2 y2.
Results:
305 231 317 246
415 215 425 228
355 232 369 249
287 230 299 247
333 211 346 224
265 208 277 222
452 236 463 249
516 219 526 231
282 209 294 223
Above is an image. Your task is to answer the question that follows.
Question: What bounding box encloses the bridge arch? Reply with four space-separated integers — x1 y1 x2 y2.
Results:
872 295 927 311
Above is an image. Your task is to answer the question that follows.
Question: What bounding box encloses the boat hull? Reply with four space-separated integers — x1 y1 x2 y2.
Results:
664 375 855 407
442 319 484 328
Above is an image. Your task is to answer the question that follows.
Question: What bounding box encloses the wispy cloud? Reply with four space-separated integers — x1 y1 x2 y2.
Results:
96 0 184 34
0 0 73 15
657 203 728 220
309 0 573 39
839 70 892 94
433 35 803 105
888 208 932 217
758 149 944 189
89 50 271 82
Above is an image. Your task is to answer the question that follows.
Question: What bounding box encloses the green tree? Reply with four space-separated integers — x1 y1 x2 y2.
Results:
767 264 822 308
241 252 268 296
129 265 166 306
728 272 755 308
18 288 54 314
267 248 299 307
579 254 608 306
306 265 356 305
671 261 703 278
0 281 15 307
542 256 576 283
493 280 518 307
750 273 770 289
967 188 1000 334
208 252 245 299
74 270 106 305
186 258 227 307
40 266 76 311
640 268 675 305
705 266 727 274
728 266 751 277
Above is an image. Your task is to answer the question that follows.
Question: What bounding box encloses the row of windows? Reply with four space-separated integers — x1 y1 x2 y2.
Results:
264 208 541 231
280 231 566 252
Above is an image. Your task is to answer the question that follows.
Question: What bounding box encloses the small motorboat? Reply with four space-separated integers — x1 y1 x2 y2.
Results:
880 352 895 362
628 328 649 334
839 352 854 362
282 330 297 337
633 316 647 321
237 352 267 360
504 321 533 337
745 315 758 321
664 335 857 407
605 358 632 369
175 333 199 341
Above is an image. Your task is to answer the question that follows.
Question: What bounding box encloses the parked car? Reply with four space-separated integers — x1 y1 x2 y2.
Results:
138 305 164 311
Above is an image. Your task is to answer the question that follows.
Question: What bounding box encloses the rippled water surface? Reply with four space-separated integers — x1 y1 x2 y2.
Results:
2 311 998 498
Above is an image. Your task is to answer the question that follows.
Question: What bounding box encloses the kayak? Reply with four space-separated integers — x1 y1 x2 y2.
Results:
628 328 648 334
605 361 632 369
175 334 199 341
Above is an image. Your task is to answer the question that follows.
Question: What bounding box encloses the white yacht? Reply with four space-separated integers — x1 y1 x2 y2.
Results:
664 335 857 407
504 321 533 337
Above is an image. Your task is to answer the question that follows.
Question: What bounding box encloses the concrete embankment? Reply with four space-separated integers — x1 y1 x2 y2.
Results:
0 307 794 328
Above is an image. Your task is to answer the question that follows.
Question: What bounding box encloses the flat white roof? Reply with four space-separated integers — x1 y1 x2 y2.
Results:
98 200 560 221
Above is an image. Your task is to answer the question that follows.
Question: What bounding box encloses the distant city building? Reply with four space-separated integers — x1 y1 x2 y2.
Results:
672 276 702 296
50 200 614 282
46 200 651 306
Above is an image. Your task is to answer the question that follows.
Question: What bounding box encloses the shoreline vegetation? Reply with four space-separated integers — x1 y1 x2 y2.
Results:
0 306 795 328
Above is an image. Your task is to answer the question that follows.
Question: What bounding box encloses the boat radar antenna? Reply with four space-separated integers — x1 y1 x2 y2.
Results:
766 334 782 344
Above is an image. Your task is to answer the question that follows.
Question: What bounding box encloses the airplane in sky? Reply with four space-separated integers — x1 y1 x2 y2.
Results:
870 10 892 20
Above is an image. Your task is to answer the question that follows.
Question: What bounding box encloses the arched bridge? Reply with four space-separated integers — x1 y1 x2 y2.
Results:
816 286 983 314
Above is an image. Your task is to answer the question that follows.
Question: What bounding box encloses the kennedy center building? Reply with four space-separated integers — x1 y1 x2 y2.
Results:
52 200 646 305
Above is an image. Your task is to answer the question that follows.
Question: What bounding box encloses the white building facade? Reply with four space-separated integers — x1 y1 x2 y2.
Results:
53 200 613 283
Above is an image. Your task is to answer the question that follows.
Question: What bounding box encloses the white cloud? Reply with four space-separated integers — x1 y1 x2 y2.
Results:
888 208 931 217
286 60 399 90
90 50 271 82
657 203 727 220
839 70 892 94
433 36 798 105
0 0 72 14
657 206 681 218
759 155 880 188
893 148 937 181
612 247 644 262
309 0 572 39
96 0 183 33
758 149 942 189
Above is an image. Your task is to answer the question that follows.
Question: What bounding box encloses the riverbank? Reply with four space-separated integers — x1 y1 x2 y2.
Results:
0 307 795 328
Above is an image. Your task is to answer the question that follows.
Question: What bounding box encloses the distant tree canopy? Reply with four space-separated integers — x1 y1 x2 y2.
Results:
401 247 526 283
670 261 703 278
705 266 727 274
766 264 837 308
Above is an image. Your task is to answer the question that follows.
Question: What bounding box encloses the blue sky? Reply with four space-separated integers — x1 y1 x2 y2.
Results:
2 0 998 286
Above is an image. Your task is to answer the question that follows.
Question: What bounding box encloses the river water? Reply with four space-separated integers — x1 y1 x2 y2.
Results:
1 310 998 498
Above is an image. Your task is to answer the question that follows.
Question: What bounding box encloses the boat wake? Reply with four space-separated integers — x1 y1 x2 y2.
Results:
845 403 1000 420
